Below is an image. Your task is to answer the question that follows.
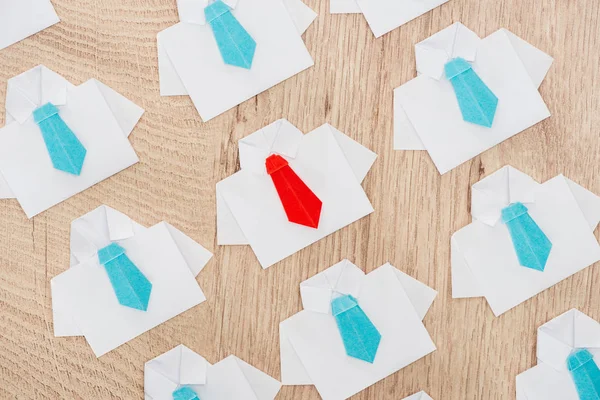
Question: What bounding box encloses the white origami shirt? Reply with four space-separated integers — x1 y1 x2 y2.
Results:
157 0 316 121
394 22 553 174
145 345 281 400
0 65 143 217
280 260 437 400
452 166 600 316
516 309 600 400
51 205 212 357
0 0 60 50
216 119 377 269
330 0 449 38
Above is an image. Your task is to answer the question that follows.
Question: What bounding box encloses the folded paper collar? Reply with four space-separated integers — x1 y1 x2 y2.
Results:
238 119 304 175
471 166 540 227
5 65 70 124
177 0 239 25
145 345 208 394
300 259 365 314
70 205 137 265
415 22 481 80
405 391 434 400
537 309 600 372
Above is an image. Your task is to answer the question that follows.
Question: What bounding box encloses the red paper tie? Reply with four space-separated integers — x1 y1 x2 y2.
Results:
266 154 323 229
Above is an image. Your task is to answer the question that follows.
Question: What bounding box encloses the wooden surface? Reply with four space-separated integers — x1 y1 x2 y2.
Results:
0 0 599 398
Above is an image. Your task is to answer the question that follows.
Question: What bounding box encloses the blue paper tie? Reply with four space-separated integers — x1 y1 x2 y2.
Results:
205 0 256 69
567 349 600 400
444 57 498 128
173 387 200 400
33 103 87 175
501 202 552 272
331 294 381 363
98 243 152 311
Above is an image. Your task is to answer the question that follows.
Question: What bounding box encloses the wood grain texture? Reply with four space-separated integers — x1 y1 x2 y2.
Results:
0 0 599 398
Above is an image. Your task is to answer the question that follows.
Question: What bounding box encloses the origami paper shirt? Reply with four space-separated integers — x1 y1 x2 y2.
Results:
144 345 281 400
157 0 316 121
451 166 600 317
51 205 213 357
394 22 553 174
516 309 600 400
216 119 377 269
330 0 450 38
0 0 60 51
280 260 437 400
0 65 143 217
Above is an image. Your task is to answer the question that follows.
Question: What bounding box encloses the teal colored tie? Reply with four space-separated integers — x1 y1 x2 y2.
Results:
98 243 153 311
567 349 600 400
444 57 498 128
33 103 87 175
204 0 256 69
501 202 552 272
173 387 199 400
331 294 381 363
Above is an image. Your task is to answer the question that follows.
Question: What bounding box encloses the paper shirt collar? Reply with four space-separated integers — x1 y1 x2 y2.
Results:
471 166 540 227
144 345 208 398
238 119 304 175
536 309 600 372
70 205 136 265
415 22 481 80
300 259 365 314
177 0 239 25
5 65 70 124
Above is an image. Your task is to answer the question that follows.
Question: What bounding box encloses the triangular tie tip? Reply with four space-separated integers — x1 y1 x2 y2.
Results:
266 154 323 229
331 294 381 363
501 202 552 272
205 0 256 69
444 57 498 128
98 243 153 311
33 103 87 175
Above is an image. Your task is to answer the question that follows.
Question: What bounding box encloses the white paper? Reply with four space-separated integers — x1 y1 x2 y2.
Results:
283 0 318 35
516 309 600 400
163 222 214 277
330 0 361 14
0 0 60 50
157 0 315 121
280 261 436 400
451 166 600 316
0 66 144 217
394 24 553 175
329 0 448 38
145 345 281 400
403 391 434 400
216 121 377 269
51 206 213 357
354 0 450 38
90 79 144 138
